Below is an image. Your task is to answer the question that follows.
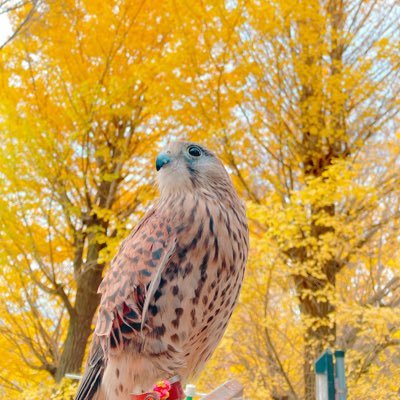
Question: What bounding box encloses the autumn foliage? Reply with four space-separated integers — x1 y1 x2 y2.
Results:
0 0 399 399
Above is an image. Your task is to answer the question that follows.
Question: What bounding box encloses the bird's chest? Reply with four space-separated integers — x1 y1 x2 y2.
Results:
145 201 247 347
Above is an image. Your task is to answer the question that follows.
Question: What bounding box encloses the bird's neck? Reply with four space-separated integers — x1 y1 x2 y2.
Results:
159 186 241 213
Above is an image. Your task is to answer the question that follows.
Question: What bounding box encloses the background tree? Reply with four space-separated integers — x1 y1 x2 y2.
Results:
0 0 40 50
0 0 178 390
169 0 400 398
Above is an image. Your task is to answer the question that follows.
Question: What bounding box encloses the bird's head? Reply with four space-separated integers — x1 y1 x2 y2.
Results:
156 141 234 199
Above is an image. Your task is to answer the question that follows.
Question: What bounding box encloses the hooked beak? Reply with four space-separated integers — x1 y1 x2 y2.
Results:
156 152 171 171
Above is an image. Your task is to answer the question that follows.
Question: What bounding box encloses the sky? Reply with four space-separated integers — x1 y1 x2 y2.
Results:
0 14 12 47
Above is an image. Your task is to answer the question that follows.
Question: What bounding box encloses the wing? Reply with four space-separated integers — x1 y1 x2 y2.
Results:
95 207 176 351
74 336 104 400
75 207 176 399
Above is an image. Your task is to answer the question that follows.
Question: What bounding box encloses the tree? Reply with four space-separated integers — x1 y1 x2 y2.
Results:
0 0 40 50
169 0 400 398
0 0 177 390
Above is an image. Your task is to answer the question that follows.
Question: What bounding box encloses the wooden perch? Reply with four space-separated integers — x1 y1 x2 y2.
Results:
202 380 243 400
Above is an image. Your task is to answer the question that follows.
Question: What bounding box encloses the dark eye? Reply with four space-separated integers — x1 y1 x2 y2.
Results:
188 145 202 157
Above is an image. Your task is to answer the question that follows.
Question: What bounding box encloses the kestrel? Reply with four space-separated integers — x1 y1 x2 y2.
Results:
75 142 249 400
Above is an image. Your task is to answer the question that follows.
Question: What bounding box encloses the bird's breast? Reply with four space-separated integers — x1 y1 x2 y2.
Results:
141 195 248 378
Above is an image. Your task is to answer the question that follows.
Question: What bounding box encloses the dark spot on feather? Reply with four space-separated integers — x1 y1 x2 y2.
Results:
226 221 231 235
139 269 151 277
209 216 214 235
200 253 209 276
171 334 179 343
124 310 139 320
189 206 197 225
172 285 179 296
172 307 184 328
152 248 163 260
156 230 163 238
196 221 204 240
159 277 167 289
120 323 134 334
168 344 178 353
190 309 197 327
154 290 162 302
177 245 187 259
175 307 183 316
183 262 193 278
116 368 120 378
110 328 121 348
232 230 238 242
149 304 158 316
213 288 219 301
153 324 166 337
145 260 157 268
119 384 123 392
221 258 227 271
213 237 219 261
176 224 185 234
165 262 179 281
202 295 208 305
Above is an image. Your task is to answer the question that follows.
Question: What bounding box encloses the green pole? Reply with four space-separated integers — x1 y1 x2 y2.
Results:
335 350 347 400
315 349 335 400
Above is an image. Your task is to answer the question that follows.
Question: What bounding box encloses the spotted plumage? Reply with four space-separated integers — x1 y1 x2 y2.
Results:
75 142 248 400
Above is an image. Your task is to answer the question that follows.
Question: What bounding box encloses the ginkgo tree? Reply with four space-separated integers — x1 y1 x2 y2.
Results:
169 0 400 398
0 0 179 390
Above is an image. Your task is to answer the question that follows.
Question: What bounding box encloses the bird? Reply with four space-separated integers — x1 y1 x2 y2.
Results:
75 141 249 400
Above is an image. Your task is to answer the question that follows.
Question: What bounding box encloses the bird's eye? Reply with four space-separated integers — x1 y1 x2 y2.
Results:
188 146 202 157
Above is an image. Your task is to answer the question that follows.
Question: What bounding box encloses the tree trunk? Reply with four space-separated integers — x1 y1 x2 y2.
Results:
55 231 105 382
55 309 97 382
294 1 345 395
296 256 337 400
